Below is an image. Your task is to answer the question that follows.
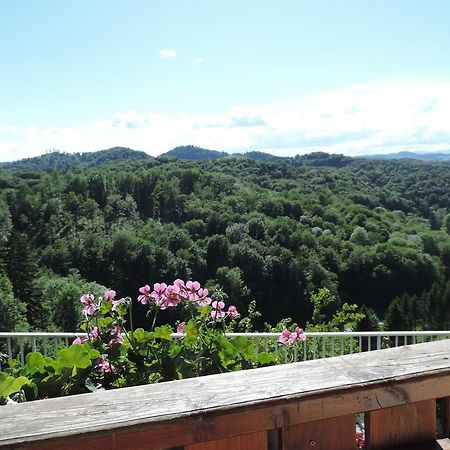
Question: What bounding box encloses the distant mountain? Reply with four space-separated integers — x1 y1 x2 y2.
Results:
233 151 283 161
0 147 153 172
362 150 450 162
160 146 281 161
159 145 228 160
159 146 355 168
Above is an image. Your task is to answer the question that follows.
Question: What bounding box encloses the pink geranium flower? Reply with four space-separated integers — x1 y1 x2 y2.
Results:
278 327 307 346
89 326 100 340
73 336 87 345
227 305 239 318
196 288 211 306
96 358 113 373
211 300 226 320
108 325 124 347
80 294 98 316
186 280 200 291
278 329 297 345
112 297 127 312
138 284 151 304
104 289 116 301
148 282 167 307
173 279 185 289
158 284 181 309
177 322 186 333
295 327 306 341
186 280 200 302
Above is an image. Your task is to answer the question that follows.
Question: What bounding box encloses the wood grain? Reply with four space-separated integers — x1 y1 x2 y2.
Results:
1 340 450 449
366 400 436 449
282 415 355 450
438 438 450 449
185 431 267 450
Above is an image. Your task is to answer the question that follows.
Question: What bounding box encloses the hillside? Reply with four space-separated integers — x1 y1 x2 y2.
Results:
0 147 153 172
233 151 283 162
1 153 450 333
159 146 355 167
159 145 228 160
362 150 450 162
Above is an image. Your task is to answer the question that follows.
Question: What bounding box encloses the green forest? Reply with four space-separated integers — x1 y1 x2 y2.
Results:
1 147 450 333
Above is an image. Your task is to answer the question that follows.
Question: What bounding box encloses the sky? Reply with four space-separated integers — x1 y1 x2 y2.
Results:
1 0 450 162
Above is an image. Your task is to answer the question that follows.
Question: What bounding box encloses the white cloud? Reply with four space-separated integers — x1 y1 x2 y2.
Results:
2 81 450 162
159 48 176 58
196 57 203 64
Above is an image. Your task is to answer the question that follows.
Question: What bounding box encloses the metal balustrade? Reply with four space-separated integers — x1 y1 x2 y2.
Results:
2 330 450 368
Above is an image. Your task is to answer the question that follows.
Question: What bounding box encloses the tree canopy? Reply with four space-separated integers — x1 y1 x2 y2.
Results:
1 150 450 330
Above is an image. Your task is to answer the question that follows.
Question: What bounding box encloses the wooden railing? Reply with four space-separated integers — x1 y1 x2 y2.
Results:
1 340 450 449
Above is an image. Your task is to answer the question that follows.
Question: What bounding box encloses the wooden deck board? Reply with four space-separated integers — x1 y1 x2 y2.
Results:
1 340 450 448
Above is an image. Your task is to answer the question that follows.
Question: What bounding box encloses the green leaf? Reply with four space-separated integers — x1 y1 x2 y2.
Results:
131 328 152 344
218 349 235 368
0 373 31 399
100 300 112 314
184 319 198 344
99 317 114 328
230 336 255 358
57 344 96 369
25 352 47 374
168 343 182 358
88 349 101 360
256 352 277 365
154 325 173 341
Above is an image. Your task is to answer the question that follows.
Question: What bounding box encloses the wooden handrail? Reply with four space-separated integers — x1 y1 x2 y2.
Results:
1 340 450 449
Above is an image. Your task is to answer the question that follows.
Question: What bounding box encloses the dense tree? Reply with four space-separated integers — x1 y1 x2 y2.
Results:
1 150 450 331
5 231 40 329
0 269 28 331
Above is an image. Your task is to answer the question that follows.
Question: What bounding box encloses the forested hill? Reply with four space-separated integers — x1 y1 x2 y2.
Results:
159 146 352 166
1 153 450 333
0 147 153 172
363 150 450 162
160 145 228 160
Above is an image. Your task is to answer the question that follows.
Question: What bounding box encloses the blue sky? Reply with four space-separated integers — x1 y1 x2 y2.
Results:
1 0 450 161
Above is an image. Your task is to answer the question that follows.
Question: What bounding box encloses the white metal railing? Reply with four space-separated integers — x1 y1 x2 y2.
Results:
1 331 450 368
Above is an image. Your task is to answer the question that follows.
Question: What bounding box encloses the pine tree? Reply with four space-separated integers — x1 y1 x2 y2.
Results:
356 305 380 331
6 230 41 329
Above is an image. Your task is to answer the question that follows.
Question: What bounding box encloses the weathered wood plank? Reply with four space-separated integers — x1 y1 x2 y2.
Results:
1 340 450 449
366 400 436 449
437 438 450 450
185 431 267 450
282 415 355 450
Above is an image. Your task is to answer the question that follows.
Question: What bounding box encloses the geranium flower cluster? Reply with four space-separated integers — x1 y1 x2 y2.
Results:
138 279 239 321
75 282 242 375
80 290 128 317
76 289 128 373
278 327 306 346
356 433 365 448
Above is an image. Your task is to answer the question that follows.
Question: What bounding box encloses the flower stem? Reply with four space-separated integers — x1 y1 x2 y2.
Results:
151 309 159 331
128 298 134 332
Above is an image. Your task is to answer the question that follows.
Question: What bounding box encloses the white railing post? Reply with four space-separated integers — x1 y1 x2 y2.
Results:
2 331 450 366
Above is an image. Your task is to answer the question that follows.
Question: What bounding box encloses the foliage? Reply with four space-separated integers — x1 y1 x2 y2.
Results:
0 269 28 331
1 152 450 331
0 147 153 172
0 282 284 405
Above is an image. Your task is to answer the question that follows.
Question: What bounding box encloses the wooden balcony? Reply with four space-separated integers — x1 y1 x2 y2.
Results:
1 340 450 450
